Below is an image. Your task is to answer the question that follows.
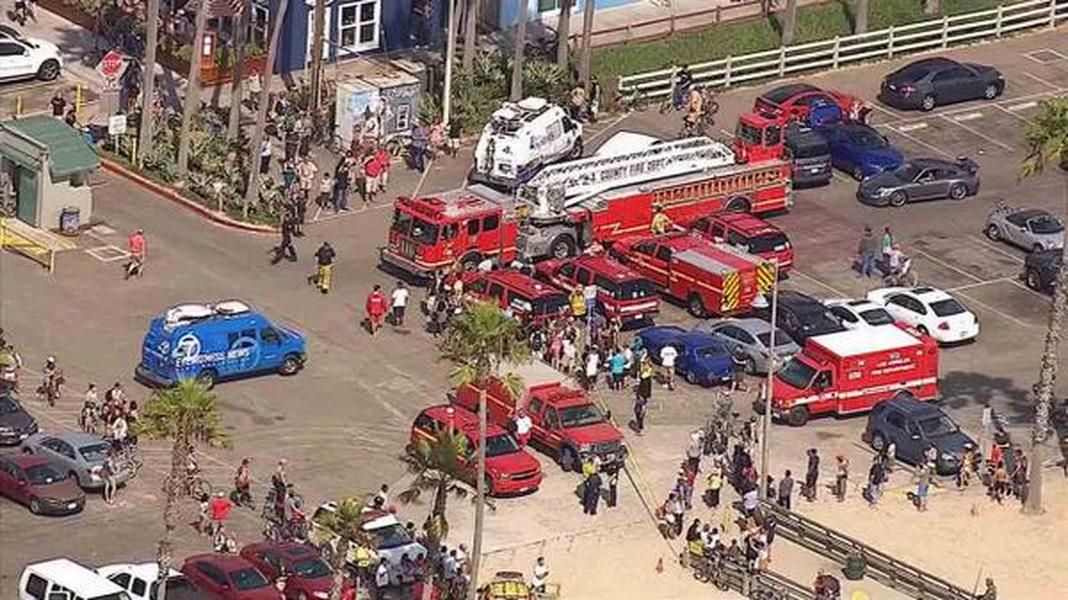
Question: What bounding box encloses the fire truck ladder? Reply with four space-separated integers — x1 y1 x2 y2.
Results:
521 136 736 212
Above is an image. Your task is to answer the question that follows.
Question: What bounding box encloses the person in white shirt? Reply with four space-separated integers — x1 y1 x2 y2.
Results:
259 138 272 175
390 281 410 327
659 345 679 390
585 348 600 390
532 556 549 593
375 560 390 590
515 409 533 447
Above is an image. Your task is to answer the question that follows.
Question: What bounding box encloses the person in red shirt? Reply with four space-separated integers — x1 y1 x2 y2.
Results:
365 284 388 335
125 228 146 279
374 145 391 191
208 491 234 536
363 153 383 206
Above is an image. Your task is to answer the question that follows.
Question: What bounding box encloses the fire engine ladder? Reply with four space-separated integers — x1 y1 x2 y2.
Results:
521 136 736 213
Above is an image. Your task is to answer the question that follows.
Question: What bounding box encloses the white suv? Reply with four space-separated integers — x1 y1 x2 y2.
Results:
0 36 62 82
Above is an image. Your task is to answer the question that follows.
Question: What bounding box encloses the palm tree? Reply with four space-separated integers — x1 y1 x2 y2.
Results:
855 0 869 33
1018 97 1068 515
438 302 530 599
243 0 291 217
309 0 328 116
227 7 251 141
511 0 529 101
462 0 479 69
135 380 228 600
781 0 798 45
924 0 940 17
176 6 211 178
399 426 475 589
311 496 372 600
577 0 596 89
137 0 161 165
556 0 574 69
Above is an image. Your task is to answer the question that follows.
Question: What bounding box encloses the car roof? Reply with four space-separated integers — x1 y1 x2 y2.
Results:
24 559 127 595
38 431 108 447
883 394 943 415
184 553 256 570
715 317 772 333
2 453 51 468
828 299 884 312
244 541 318 558
98 563 182 582
778 290 825 310
479 269 564 297
1010 208 1050 220
572 255 643 279
909 286 954 302
705 212 782 235
761 83 820 104
420 404 507 436
899 57 959 73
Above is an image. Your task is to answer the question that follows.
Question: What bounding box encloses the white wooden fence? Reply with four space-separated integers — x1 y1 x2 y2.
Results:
617 0 1068 99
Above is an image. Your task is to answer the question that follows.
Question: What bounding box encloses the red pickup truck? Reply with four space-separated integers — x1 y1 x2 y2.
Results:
452 378 627 473
690 212 794 274
534 254 660 324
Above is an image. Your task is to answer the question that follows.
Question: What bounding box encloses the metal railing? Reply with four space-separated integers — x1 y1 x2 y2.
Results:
618 0 1068 99
697 554 818 600
760 501 975 600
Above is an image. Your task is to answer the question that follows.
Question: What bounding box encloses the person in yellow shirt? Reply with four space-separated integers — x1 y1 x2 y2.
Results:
569 288 587 319
650 205 673 234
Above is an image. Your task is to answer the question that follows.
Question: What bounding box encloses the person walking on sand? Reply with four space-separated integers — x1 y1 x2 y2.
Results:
834 455 849 502
390 281 410 326
857 225 878 278
778 469 794 510
365 285 388 335
804 448 820 501
311 242 335 294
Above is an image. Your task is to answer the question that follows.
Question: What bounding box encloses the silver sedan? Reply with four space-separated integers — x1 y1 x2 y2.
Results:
856 157 979 207
693 318 800 373
984 205 1064 252
22 432 133 490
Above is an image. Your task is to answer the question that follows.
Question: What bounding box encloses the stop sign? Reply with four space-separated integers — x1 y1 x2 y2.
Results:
96 50 126 80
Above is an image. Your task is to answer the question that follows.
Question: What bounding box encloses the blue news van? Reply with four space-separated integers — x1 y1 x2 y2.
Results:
136 300 307 388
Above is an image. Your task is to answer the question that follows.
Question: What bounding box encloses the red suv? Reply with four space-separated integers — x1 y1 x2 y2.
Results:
180 554 280 600
461 269 569 325
535 255 659 324
239 542 334 600
691 212 794 273
410 404 543 496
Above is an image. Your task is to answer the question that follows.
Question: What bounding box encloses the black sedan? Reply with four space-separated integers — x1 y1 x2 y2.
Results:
753 290 846 344
0 394 38 446
857 157 980 207
879 57 1004 111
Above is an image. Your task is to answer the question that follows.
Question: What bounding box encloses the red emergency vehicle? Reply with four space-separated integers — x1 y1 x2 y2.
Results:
769 325 939 426
534 255 660 324
461 269 570 326
380 135 793 277
690 212 794 274
611 231 774 318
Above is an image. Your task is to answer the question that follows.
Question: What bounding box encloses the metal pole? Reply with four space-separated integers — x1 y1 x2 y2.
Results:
758 260 779 501
442 0 457 128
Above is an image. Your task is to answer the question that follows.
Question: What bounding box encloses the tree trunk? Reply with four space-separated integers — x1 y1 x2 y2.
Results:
137 0 160 164
309 0 327 115
1023 183 1068 515
854 0 869 34
227 9 251 141
156 435 188 600
467 388 488 600
243 0 290 217
781 0 798 45
577 0 595 90
443 0 458 127
510 0 528 101
462 0 479 70
176 4 211 178
556 0 573 69
924 0 940 16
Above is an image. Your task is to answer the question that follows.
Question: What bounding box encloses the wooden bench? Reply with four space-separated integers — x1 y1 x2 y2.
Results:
0 217 77 273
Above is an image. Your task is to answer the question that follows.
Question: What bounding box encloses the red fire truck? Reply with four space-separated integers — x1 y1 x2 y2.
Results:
534 255 660 324
611 231 775 318
380 135 793 277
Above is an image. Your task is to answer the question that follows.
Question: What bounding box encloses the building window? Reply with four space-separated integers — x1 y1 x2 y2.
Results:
395 104 411 131
339 0 380 51
249 3 270 47
537 0 560 12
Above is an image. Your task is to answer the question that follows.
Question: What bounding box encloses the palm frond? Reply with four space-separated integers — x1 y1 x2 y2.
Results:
134 379 229 448
1020 98 1068 178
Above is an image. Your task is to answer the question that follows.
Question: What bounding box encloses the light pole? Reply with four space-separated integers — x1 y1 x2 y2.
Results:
442 0 458 128
758 259 779 501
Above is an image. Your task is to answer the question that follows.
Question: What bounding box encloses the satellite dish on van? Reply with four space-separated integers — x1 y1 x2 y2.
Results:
165 304 215 328
214 300 251 315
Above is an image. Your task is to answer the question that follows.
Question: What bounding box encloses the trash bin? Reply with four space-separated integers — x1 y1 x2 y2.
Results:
843 552 867 580
59 206 80 236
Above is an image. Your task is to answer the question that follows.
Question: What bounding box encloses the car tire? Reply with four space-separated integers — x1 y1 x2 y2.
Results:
36 60 60 82
196 369 218 390
549 235 577 260
725 197 751 213
985 224 1001 241
687 293 707 318
948 184 967 200
785 406 809 427
745 357 757 375
559 447 579 473
889 191 908 207
278 354 302 376
568 137 584 160
871 431 887 453
983 83 999 100
298 593 309 600
1032 244 1044 254
685 370 698 385
851 166 866 181
1025 268 1043 291
29 497 41 515
921 95 936 111
484 474 496 498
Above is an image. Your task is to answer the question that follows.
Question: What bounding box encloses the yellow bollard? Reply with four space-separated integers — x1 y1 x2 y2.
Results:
14 96 22 117
75 84 83 118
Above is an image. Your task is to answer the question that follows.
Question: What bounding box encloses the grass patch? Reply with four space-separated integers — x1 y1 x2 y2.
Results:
593 0 1020 80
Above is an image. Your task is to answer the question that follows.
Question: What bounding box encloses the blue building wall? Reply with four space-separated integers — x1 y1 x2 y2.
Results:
497 0 636 30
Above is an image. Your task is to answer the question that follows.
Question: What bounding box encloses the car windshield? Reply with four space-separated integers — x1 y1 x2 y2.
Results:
86 595 128 600
559 404 606 428
25 464 65 485
0 397 17 414
485 433 521 457
747 232 789 254
79 443 110 462
859 308 895 326
230 568 270 590
929 298 966 317
1030 216 1064 234
777 358 816 389
894 163 923 181
391 210 439 244
757 331 795 348
736 122 762 146
790 137 829 158
918 415 959 437
369 523 413 549
293 557 332 579
849 129 886 148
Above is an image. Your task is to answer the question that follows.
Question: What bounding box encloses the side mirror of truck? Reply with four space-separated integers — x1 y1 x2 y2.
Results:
604 409 613 420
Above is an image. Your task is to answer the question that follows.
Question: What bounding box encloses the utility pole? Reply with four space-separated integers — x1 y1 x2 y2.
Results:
442 0 457 128
243 0 290 215
758 260 779 501
227 6 251 141
137 0 160 164
309 0 326 115
176 5 210 178
510 0 528 101
577 0 596 90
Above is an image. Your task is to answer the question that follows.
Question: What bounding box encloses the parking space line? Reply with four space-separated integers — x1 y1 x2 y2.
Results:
1007 100 1038 112
882 125 953 158
831 170 852 183
967 235 1024 264
993 104 1030 122
952 112 984 122
938 115 1014 151
913 249 985 284
947 277 1012 292
896 122 928 132
1022 71 1061 90
954 290 1037 329
1007 277 1053 302
790 269 845 296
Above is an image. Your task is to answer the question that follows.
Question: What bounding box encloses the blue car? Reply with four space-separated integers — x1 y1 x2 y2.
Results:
637 326 734 387
135 300 307 388
817 122 904 180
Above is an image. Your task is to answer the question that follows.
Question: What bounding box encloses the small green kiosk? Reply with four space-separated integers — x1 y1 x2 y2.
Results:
0 116 99 230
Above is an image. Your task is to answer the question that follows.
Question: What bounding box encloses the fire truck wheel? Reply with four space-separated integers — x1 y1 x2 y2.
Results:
550 235 577 259
459 253 482 271
725 197 751 213
568 137 584 159
785 406 809 427
687 294 708 318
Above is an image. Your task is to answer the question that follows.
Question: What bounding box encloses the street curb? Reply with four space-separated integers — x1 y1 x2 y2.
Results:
100 157 279 235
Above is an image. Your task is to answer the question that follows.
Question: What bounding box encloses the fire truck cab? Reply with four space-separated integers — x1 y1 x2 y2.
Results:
471 97 584 188
461 269 570 326
734 114 833 186
534 255 660 324
690 212 794 274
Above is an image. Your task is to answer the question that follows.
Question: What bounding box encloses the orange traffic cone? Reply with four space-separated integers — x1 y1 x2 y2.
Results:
655 557 664 574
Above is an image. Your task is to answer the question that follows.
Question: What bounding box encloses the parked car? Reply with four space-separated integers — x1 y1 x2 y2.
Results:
879 57 1004 111
753 290 846 344
20 558 130 600
0 36 62 82
692 318 799 374
180 554 279 600
866 286 979 344
239 542 333 600
0 393 38 445
753 83 862 125
22 432 133 490
98 562 208 600
308 503 427 569
862 393 975 474
817 122 904 180
1023 248 1062 292
0 453 85 515
856 158 980 206
637 326 734 386
984 205 1064 252
824 299 897 330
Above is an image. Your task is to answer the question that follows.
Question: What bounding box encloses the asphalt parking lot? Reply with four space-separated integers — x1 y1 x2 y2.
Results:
2 24 1067 594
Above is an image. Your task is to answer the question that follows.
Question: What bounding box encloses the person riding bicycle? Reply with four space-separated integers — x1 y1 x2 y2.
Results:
673 64 694 110
684 86 705 130
233 457 254 507
39 356 62 404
